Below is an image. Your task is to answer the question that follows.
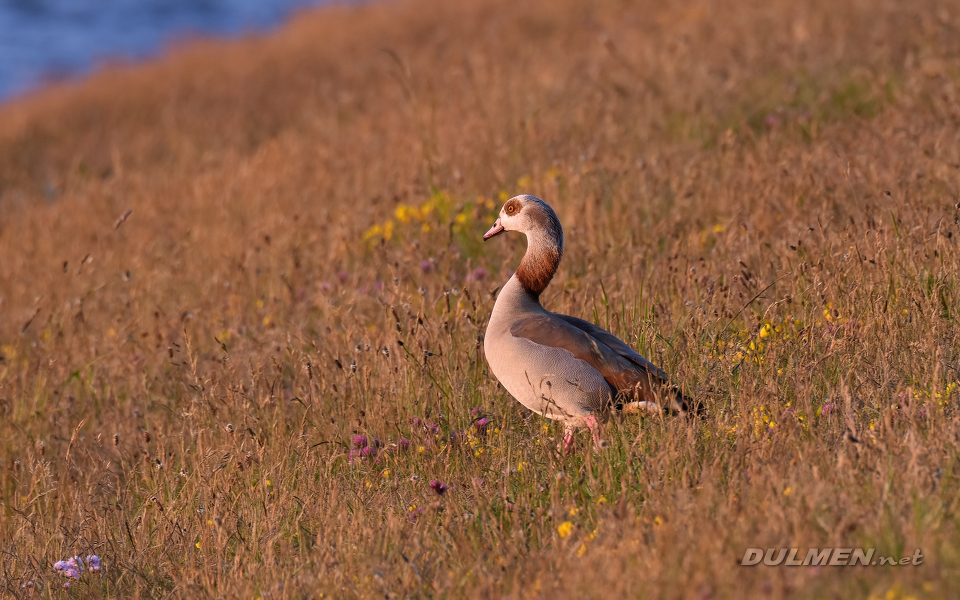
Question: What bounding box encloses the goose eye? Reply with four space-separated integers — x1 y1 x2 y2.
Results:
505 203 518 215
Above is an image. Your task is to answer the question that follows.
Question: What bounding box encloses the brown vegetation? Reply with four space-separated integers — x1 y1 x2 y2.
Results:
1 0 959 596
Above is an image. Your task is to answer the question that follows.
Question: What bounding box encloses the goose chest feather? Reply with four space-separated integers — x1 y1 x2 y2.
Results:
481 195 689 453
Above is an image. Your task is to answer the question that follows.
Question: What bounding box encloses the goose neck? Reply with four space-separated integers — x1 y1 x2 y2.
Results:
515 227 563 299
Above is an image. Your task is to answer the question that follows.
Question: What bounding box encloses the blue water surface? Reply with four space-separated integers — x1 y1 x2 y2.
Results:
0 0 329 101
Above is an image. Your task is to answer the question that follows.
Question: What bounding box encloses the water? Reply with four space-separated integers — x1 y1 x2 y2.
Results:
0 0 330 101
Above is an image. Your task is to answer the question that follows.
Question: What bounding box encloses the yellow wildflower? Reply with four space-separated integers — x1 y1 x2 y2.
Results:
362 223 383 242
395 204 412 223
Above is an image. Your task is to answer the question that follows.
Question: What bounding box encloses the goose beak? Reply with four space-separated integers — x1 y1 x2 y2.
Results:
482 218 505 241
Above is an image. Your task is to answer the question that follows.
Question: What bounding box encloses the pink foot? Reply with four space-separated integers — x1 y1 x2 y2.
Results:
584 414 609 450
559 427 576 455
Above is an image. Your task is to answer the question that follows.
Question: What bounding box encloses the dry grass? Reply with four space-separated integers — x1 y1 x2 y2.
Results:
1 0 960 597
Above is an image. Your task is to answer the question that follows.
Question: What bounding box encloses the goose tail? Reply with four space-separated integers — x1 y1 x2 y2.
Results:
621 387 702 417
621 400 661 415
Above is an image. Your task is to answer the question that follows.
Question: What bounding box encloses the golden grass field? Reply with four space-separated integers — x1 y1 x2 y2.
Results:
1 0 960 596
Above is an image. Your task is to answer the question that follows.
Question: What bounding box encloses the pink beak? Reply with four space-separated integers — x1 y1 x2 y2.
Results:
483 218 505 240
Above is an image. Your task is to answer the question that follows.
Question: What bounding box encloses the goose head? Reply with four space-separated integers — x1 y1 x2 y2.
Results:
483 195 564 298
482 195 560 242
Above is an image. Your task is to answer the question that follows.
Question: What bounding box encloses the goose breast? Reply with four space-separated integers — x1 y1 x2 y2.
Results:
484 324 613 421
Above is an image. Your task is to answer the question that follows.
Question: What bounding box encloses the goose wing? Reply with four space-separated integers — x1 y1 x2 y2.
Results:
510 313 673 407
555 315 669 381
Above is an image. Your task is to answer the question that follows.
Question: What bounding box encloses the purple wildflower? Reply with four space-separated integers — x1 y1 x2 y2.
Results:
820 403 835 415
429 480 449 496
410 417 423 428
427 423 440 435
54 560 80 580
373 281 383 292
353 435 368 448
449 430 466 444
421 260 433 273
474 417 490 434
348 449 362 464
361 446 378 459
472 477 485 487
764 113 780 128
86 555 101 573
397 438 411 451
337 271 348 283
470 407 483 417
467 267 488 283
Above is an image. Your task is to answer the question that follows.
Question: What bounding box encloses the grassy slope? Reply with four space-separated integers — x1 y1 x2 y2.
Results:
1 0 959 597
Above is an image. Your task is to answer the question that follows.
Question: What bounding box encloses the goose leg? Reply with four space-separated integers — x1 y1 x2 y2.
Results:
584 414 609 450
559 425 576 455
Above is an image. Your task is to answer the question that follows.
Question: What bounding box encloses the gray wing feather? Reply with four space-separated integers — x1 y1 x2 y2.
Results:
510 313 673 406
556 315 670 381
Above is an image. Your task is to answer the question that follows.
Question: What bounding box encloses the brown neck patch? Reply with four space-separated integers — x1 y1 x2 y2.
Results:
514 198 565 299
517 246 561 299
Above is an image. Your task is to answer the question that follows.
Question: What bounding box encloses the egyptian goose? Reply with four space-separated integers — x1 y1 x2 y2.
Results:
482 195 691 453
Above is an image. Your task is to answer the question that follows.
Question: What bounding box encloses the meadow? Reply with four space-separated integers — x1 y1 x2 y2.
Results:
1 0 959 597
